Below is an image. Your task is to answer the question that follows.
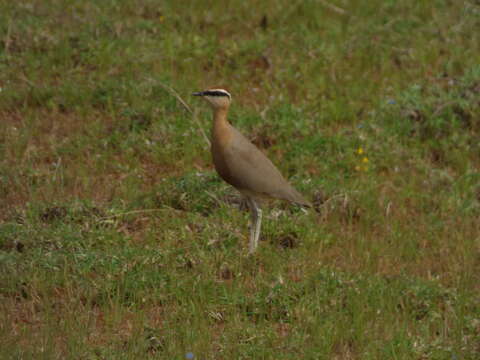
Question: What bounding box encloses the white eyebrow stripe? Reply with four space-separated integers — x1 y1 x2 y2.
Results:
205 89 231 98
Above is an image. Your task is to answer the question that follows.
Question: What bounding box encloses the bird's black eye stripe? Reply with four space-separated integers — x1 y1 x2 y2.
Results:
204 90 230 98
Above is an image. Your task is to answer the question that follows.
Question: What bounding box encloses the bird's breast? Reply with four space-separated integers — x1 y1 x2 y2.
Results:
211 121 239 187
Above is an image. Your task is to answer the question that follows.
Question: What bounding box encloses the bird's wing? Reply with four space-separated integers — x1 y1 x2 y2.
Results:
222 127 309 206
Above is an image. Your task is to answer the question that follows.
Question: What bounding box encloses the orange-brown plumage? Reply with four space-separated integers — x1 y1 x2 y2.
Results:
193 88 310 253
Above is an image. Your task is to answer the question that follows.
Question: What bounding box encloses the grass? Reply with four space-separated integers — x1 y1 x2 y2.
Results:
0 0 479 358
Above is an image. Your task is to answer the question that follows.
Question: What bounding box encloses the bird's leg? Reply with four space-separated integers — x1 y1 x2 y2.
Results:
246 198 262 254
247 200 256 253
253 205 262 252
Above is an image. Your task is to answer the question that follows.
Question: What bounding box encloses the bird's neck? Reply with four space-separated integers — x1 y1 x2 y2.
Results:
213 107 229 124
212 108 231 148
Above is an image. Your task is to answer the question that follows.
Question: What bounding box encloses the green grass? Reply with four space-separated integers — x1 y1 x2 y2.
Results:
1 0 479 358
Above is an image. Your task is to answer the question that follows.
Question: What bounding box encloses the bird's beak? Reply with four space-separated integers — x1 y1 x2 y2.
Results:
192 91 204 96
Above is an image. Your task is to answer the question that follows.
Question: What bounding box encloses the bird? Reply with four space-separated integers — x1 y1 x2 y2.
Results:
192 88 310 254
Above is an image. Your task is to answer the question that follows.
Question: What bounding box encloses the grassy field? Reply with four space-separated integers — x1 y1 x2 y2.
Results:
1 0 479 358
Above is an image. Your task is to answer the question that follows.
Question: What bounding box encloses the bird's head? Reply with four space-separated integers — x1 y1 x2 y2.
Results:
192 88 231 110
